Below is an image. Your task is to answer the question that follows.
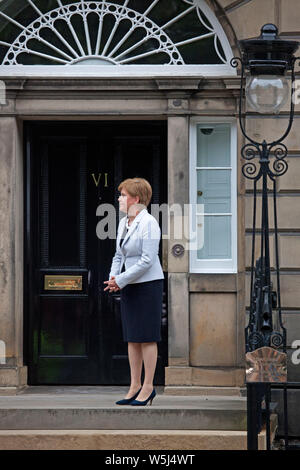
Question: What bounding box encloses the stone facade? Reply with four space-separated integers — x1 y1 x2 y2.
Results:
0 0 300 392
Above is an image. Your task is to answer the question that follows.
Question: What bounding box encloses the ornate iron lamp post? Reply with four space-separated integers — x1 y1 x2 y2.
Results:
231 24 299 449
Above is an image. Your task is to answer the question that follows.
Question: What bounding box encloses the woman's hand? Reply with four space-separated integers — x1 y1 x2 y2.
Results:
103 276 120 293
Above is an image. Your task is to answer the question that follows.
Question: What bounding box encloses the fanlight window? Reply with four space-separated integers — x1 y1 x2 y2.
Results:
0 0 233 69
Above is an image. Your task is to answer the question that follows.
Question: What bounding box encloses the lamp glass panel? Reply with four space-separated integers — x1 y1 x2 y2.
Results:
245 75 289 114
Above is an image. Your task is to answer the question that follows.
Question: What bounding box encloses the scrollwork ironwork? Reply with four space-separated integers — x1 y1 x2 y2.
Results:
269 143 288 160
272 158 288 177
230 56 242 68
242 162 260 180
267 143 289 176
241 143 260 160
241 143 261 179
248 331 265 350
270 332 284 349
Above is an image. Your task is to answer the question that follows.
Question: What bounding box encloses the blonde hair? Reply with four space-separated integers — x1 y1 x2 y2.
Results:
118 177 152 207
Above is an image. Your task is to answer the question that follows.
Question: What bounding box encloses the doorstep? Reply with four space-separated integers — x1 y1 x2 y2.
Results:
0 386 278 450
0 385 247 431
0 427 276 451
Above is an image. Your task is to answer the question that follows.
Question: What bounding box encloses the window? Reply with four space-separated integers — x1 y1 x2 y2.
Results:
0 0 235 77
189 118 237 273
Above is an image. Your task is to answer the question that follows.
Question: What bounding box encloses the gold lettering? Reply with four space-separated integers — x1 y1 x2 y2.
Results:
91 173 109 187
91 173 102 187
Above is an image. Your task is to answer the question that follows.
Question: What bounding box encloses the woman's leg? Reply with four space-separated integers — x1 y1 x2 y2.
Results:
136 342 158 401
126 342 143 398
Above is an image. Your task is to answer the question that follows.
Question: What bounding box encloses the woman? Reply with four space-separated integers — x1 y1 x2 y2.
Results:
103 177 164 406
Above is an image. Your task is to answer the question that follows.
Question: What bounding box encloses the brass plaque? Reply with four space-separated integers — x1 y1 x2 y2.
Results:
44 275 82 291
246 346 287 383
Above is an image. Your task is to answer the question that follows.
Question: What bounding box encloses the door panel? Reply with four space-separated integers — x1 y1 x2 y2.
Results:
24 121 168 385
109 136 166 384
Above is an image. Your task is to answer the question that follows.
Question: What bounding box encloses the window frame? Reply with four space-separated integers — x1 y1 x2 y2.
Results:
189 116 238 273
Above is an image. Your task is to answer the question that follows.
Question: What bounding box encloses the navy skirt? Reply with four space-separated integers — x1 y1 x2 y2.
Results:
120 279 164 343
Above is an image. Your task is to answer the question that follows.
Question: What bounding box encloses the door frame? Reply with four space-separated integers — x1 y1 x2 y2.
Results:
23 118 169 385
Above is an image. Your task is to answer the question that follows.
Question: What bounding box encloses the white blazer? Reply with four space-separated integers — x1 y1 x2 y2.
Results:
109 208 164 290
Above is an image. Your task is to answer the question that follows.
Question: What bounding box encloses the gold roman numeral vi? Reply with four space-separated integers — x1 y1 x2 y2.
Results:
91 173 108 187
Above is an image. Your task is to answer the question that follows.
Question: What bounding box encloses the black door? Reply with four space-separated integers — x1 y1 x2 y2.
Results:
24 121 168 385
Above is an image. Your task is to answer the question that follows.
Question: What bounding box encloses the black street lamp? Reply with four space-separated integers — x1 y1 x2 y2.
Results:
231 24 299 449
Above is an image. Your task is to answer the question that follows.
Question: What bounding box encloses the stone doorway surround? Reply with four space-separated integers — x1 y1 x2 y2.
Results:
0 75 246 394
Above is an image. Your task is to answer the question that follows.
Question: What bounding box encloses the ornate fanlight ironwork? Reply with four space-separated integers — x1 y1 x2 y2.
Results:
0 0 231 66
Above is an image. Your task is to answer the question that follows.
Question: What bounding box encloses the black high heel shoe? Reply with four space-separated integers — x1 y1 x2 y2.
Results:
115 388 141 405
130 389 156 406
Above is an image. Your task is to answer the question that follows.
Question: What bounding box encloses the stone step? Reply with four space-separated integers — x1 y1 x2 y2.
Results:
0 399 247 431
164 386 247 397
0 386 248 431
0 427 276 451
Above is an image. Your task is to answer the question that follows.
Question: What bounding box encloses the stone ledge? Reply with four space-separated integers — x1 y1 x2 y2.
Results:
0 429 267 450
0 387 27 396
164 386 246 397
165 366 245 387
